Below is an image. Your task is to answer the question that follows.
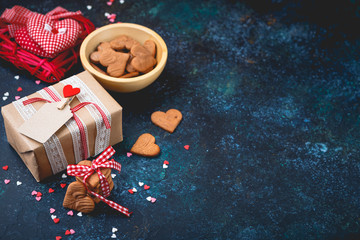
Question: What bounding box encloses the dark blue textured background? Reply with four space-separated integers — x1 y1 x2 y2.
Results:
0 0 360 239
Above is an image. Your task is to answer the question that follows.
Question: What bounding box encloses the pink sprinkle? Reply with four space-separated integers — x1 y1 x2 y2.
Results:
107 1 112 6
15 96 20 100
127 152 132 157
109 14 116 18
4 179 10 184
67 210 74 216
35 80 41 85
31 190 37 195
69 229 75 234
50 208 56 214
36 196 42 201
109 18 115 23
151 197 157 203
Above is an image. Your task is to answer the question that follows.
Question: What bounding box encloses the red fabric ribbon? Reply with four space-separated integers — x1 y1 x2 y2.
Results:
22 87 110 159
67 146 131 217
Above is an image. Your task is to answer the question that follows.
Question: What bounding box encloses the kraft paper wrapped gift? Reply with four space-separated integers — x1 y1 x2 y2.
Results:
1 71 123 182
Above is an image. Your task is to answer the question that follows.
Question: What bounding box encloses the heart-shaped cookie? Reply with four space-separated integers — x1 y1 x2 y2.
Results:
131 133 160 157
151 109 182 133
63 181 95 213
27 13 81 55
130 45 157 73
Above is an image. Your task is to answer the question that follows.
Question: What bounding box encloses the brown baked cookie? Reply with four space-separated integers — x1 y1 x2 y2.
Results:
99 49 130 77
121 72 139 78
144 39 156 57
131 133 160 157
63 181 95 213
151 109 182 133
110 35 140 50
75 160 114 204
90 42 112 64
90 63 106 75
130 45 157 73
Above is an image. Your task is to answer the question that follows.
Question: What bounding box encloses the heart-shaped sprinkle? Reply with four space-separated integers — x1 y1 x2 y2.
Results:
111 234 117 238
35 80 41 85
53 218 60 224
163 164 168 169
31 190 37 195
60 183 67 188
132 187 137 193
4 92 9 96
127 152 132 157
14 75 19 80
146 196 152 201
138 182 144 187
107 1 112 6
184 145 190 150
36 196 41 201
17 87 22 92
163 160 169 165
120 0 125 4
70 229 75 234
2 96 7 101
62 173 67 178
36 192 42 197
16 181 22 186
2 165 8 171
51 215 57 220
65 230 71 235
63 85 80 98
50 208 56 213
4 179 10 184
77 212 83 217
67 210 74 216
104 12 110 17
48 188 55 193
109 18 115 23
15 96 20 100
128 189 134 194
112 227 118 233
151 197 157 203
56 236 62 240
86 5 92 10
144 185 150 190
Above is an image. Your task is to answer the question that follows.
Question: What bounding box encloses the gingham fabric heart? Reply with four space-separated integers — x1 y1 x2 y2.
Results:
27 13 81 56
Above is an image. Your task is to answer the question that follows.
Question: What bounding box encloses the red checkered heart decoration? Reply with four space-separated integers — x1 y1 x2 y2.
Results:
27 13 81 56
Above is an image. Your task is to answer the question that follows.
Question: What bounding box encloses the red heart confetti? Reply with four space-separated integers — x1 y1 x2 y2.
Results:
128 189 134 194
2 165 8 171
60 183 67 188
63 85 80 98
48 188 55 193
17 87 22 92
53 218 60 224
163 160 169 165
184 145 190 150
56 236 62 240
144 185 150 190
65 230 71 235
36 192 42 197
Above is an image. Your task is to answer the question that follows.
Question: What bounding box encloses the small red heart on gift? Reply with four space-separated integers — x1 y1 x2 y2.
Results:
60 183 67 188
48 188 55 193
163 160 169 165
128 189 134 194
144 185 150 190
36 191 42 197
63 85 80 98
2 165 8 171
53 218 60 224
56 236 62 240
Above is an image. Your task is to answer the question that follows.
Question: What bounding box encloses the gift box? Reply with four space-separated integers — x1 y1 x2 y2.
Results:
1 71 123 182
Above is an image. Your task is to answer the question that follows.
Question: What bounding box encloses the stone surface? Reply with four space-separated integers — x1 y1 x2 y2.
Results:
0 0 360 239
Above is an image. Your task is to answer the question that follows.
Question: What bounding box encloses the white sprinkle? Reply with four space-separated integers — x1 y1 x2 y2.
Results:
86 5 92 10
51 215 57 220
111 174 116 178
3 96 7 101
119 0 125 4
146 196 152 202
14 75 19 80
77 212 82 217
111 233 117 238
138 182 144 187
132 187 137 193
16 181 22 186
4 92 9 96
112 227 118 233
104 12 110 17
62 173 67 178
163 164 168 169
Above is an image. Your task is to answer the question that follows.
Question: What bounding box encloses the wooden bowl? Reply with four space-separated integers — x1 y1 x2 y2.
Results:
80 23 168 92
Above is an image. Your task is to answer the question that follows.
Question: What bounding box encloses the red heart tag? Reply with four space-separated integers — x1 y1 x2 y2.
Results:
60 183 67 188
144 185 150 190
63 85 80 98
48 188 55 193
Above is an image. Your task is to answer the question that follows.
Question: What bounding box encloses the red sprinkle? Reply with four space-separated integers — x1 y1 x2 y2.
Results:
163 160 169 165
2 165 8 171
48 188 55 193
144 185 150 190
17 87 22 92
36 192 42 197
184 145 190 150
53 218 60 224
128 189 134 194
56 237 62 240
65 230 71 235
60 183 67 188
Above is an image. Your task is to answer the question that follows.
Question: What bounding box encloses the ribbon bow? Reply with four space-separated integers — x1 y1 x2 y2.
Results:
67 146 132 217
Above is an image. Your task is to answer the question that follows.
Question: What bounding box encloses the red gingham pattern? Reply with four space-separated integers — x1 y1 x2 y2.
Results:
1 6 82 58
67 146 132 217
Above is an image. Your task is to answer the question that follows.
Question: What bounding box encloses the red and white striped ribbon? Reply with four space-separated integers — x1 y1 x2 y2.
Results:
67 146 131 216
